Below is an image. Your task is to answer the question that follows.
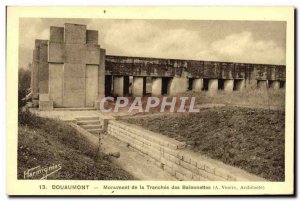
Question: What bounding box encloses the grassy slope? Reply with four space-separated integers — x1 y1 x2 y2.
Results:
18 111 134 180
123 107 285 181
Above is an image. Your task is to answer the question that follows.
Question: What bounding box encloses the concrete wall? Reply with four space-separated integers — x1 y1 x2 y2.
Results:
107 120 265 181
168 77 188 95
64 23 86 44
105 55 286 82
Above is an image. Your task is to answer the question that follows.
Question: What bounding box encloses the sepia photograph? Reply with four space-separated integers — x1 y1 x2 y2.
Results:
6 6 294 196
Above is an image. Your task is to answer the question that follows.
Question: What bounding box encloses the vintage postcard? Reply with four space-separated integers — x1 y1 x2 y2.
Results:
6 6 294 196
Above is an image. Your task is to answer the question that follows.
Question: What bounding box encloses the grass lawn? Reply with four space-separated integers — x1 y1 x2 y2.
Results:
122 107 285 181
18 110 134 180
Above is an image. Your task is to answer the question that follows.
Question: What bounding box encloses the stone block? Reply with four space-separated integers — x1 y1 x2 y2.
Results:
64 63 86 78
175 171 185 181
163 165 175 176
180 160 199 175
86 30 98 44
65 44 86 64
50 26 64 43
39 93 50 101
214 168 230 180
35 39 48 48
204 164 215 174
31 63 39 97
38 44 49 89
85 46 100 64
39 100 53 111
63 90 86 107
48 42 65 63
38 80 47 94
199 170 225 181
64 23 86 44
64 78 86 90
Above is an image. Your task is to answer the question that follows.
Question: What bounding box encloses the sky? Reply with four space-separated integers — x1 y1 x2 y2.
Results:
19 18 286 69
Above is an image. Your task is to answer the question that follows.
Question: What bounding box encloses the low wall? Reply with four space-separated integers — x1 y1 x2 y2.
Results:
107 120 265 181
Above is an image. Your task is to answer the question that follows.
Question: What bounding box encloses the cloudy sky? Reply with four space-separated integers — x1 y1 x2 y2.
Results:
19 18 286 69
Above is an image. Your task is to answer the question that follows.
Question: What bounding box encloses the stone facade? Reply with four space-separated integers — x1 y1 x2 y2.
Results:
32 23 105 109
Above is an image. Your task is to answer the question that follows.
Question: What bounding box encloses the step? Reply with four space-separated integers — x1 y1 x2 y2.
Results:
87 128 102 134
77 120 101 125
75 116 99 121
80 124 102 129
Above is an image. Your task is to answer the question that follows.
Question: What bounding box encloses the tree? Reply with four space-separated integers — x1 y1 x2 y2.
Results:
18 67 31 108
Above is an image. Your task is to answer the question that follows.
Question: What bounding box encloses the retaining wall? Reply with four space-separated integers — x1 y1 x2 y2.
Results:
106 119 265 181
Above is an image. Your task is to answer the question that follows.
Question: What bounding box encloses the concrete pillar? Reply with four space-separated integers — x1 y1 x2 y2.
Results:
49 63 63 107
98 48 106 99
152 77 162 96
192 79 203 92
132 77 144 97
257 80 268 90
224 79 234 92
38 42 49 94
31 49 39 99
113 76 124 96
168 77 188 95
86 65 98 107
270 80 280 90
235 79 245 91
208 79 218 93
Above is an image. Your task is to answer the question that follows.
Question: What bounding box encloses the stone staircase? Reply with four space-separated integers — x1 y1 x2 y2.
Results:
75 116 103 135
